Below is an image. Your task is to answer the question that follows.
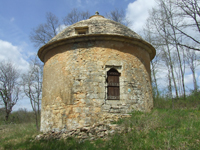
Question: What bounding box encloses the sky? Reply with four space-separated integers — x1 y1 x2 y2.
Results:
0 0 199 111
0 0 156 69
0 0 157 111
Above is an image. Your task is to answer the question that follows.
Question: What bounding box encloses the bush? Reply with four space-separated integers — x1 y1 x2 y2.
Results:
0 108 36 124
154 91 200 109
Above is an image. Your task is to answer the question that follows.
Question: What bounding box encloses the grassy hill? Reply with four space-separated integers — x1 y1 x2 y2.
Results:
1 92 200 149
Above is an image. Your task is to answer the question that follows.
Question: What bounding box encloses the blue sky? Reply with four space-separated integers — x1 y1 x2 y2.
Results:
0 0 155 49
1 0 198 111
0 0 157 111
0 0 134 47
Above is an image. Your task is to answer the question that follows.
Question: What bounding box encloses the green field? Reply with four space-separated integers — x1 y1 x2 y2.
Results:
1 93 200 150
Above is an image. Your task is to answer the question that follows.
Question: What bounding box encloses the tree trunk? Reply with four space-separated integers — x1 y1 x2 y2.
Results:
165 41 179 99
191 68 198 92
170 19 186 99
168 70 172 99
5 112 9 121
151 62 159 98
35 112 39 131
167 69 174 109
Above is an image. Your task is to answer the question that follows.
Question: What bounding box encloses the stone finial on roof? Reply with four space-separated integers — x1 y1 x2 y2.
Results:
95 11 99 15
89 11 104 19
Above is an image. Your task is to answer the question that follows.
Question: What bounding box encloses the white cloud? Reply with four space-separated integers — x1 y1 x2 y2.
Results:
0 40 29 73
56 24 68 33
198 75 200 84
185 74 195 85
13 98 32 111
126 0 156 33
108 0 115 5
155 67 169 88
0 40 33 111
10 17 15 22
76 0 82 6
125 0 200 94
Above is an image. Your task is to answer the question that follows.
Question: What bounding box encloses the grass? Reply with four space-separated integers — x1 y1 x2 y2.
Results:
0 108 36 125
0 123 39 150
1 92 200 149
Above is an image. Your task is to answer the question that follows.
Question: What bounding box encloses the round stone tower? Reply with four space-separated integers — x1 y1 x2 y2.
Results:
38 12 156 132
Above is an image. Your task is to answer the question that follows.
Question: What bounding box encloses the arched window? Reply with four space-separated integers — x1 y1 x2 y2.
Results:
107 68 120 100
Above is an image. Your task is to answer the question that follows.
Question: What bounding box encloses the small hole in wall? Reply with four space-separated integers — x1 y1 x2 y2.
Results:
78 31 86 34
75 26 88 35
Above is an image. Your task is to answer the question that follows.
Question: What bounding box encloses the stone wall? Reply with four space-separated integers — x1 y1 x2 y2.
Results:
40 39 153 132
36 115 132 141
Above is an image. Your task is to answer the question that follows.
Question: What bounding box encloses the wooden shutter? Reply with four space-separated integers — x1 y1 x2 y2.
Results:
107 69 120 100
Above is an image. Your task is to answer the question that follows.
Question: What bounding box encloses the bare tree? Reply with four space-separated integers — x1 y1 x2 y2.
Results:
22 56 43 130
149 3 179 99
30 12 60 48
159 0 186 99
145 0 200 100
0 62 20 121
30 9 91 48
169 0 200 51
185 48 200 92
106 8 130 26
63 8 90 25
143 20 161 98
151 55 161 98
